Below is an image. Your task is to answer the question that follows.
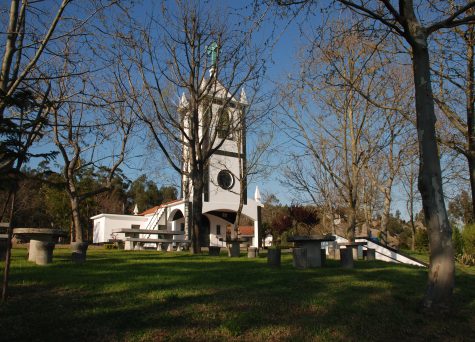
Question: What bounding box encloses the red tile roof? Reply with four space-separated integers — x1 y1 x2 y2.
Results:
239 226 254 236
138 199 183 216
139 206 160 216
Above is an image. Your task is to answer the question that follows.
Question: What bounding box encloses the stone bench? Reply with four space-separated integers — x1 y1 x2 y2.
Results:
338 242 367 269
125 237 191 251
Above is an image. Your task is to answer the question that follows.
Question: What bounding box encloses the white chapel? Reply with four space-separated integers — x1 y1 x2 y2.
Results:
91 73 263 250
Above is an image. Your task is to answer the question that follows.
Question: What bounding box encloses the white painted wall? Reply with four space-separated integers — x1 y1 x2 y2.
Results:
91 214 148 243
208 154 241 204
205 214 233 247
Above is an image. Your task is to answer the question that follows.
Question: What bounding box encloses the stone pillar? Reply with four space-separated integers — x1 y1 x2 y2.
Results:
167 243 174 252
247 247 258 258
28 240 40 262
340 247 354 269
366 248 376 260
293 248 308 269
328 243 338 260
228 241 240 257
36 241 55 265
352 247 358 260
209 246 221 256
267 248 281 267
124 240 133 250
320 248 326 267
71 242 89 263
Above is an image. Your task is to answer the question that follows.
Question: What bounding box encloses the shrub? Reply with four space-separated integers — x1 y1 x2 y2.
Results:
458 253 475 266
462 224 475 255
452 227 464 257
398 228 412 249
414 228 429 251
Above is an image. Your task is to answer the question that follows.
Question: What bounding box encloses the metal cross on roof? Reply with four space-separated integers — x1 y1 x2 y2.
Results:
207 41 218 66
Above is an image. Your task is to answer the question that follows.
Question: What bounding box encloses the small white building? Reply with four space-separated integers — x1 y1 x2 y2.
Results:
92 73 263 249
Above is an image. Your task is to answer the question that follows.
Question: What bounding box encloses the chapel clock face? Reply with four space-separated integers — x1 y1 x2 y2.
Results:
217 170 234 190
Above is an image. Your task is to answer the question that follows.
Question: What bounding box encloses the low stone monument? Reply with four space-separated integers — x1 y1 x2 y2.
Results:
293 248 308 269
366 248 376 260
209 246 221 256
71 241 89 263
247 247 258 258
267 248 281 267
340 248 354 269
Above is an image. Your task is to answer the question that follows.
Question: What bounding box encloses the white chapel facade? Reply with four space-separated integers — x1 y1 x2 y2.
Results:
91 76 263 249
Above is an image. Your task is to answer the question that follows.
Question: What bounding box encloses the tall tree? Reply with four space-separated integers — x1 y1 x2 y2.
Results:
51 74 134 248
282 27 388 241
432 15 475 219
276 0 475 311
1 0 117 300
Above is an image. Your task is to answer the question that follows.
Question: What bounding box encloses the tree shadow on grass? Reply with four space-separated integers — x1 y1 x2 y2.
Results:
1 249 474 341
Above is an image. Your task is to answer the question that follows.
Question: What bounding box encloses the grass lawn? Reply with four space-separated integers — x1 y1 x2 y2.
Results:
1 247 474 341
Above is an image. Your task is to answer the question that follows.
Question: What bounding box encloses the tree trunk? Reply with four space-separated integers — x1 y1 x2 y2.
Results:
466 36 475 220
380 186 392 236
69 195 83 243
412 38 454 309
410 215 416 251
347 203 356 242
468 154 475 221
190 172 204 254
1 190 16 302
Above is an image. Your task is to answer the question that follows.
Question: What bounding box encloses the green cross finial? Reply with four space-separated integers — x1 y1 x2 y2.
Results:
207 42 218 66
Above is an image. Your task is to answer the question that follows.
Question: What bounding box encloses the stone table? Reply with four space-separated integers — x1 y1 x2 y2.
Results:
115 228 188 251
13 228 66 265
338 242 367 269
219 238 248 257
288 235 336 268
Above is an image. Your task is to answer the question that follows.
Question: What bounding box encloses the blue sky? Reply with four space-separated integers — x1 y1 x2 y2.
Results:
119 0 308 203
24 0 470 219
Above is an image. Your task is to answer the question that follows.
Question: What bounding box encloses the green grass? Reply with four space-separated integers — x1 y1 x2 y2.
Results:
1 248 474 341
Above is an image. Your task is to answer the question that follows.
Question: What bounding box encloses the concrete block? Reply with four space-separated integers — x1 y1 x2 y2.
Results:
267 248 281 267
366 248 376 260
209 246 221 256
340 247 354 269
247 247 258 258
293 248 308 269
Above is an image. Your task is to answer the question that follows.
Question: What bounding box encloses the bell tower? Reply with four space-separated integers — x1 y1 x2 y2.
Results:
205 87 248 205
179 85 248 205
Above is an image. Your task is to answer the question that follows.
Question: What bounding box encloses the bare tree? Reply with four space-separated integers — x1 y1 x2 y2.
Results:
282 27 388 241
432 14 475 218
276 0 475 311
365 65 415 238
1 0 119 300
401 145 421 251
50 67 134 259
114 2 264 253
